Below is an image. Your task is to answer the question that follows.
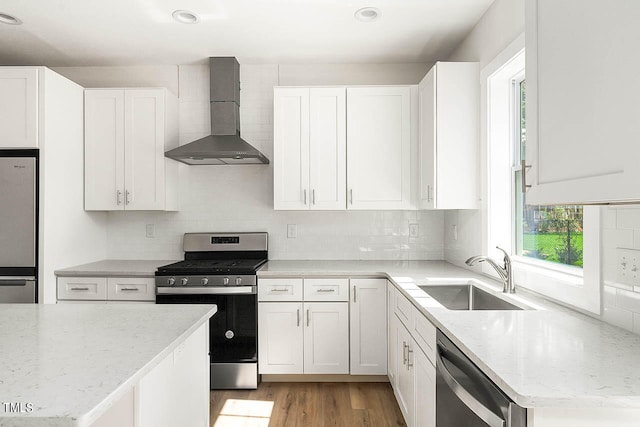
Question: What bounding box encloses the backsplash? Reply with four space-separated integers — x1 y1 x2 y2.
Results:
602 206 640 334
106 64 444 261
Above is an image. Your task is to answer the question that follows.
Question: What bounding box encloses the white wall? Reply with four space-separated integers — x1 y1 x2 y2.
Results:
444 0 525 267
40 69 107 303
55 63 445 261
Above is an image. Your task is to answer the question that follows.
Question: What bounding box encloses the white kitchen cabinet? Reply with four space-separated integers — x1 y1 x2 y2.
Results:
525 0 640 204
258 302 304 374
0 68 39 148
303 302 349 374
414 345 436 427
350 278 387 375
137 322 209 427
56 276 155 303
347 86 412 210
84 88 178 211
418 62 479 209
273 87 346 210
388 282 398 387
395 319 415 427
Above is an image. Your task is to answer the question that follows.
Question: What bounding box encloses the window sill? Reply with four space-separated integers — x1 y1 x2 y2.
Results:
512 256 583 287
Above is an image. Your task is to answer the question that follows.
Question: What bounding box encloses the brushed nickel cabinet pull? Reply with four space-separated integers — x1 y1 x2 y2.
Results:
297 308 301 327
116 190 122 205
353 285 357 303
306 309 310 327
70 287 89 291
521 160 532 193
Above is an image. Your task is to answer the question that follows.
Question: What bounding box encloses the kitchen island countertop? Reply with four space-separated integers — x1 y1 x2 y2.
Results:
0 303 215 427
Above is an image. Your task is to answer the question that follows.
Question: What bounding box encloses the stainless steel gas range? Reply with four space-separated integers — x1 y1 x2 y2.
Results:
155 232 267 390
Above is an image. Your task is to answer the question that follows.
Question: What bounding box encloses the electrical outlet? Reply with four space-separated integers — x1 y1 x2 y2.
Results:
145 224 155 238
452 225 458 241
409 223 419 238
287 224 297 239
617 248 640 285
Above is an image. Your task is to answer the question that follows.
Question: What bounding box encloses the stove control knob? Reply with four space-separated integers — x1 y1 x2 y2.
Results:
223 277 230 285
235 277 242 285
180 278 188 286
167 278 175 286
201 277 209 286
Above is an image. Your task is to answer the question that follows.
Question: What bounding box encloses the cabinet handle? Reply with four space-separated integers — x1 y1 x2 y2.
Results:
521 160 532 193
303 189 307 205
297 308 301 327
312 189 316 205
116 190 122 205
125 190 131 205
316 289 335 293
353 285 357 303
306 309 310 327
120 288 139 292
271 288 289 293
407 346 414 369
349 189 353 204
427 185 432 202
70 287 89 291
402 341 408 365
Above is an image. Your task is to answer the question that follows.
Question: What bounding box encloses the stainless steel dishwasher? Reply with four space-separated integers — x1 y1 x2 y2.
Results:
436 330 526 427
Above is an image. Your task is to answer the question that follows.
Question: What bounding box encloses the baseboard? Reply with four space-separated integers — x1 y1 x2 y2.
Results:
262 374 390 383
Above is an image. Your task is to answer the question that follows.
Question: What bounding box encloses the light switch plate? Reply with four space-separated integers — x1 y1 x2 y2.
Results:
145 224 155 238
617 248 640 285
287 224 297 239
409 223 419 238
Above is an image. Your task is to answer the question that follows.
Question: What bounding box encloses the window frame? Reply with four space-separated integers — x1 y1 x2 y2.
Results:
481 33 601 315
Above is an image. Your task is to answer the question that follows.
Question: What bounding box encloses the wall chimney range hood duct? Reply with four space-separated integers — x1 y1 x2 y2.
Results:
165 57 269 165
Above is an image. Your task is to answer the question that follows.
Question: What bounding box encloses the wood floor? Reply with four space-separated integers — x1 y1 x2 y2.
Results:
210 382 406 427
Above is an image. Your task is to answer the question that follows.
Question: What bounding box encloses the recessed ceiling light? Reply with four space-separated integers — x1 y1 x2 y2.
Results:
0 13 22 25
354 7 380 23
172 10 200 24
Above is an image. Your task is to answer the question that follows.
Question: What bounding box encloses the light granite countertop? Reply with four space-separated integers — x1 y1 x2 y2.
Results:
0 304 216 427
54 260 177 277
258 260 640 408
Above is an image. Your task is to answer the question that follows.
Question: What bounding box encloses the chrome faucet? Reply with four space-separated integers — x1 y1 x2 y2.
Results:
465 246 514 293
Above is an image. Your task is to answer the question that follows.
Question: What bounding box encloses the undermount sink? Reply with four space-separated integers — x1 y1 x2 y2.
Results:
419 284 523 311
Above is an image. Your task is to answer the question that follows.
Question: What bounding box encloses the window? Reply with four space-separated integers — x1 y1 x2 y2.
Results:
512 79 584 268
482 34 600 314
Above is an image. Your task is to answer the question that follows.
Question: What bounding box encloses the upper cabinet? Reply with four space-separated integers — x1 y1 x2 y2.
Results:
347 87 412 210
273 87 346 210
273 85 413 211
418 62 479 210
0 68 39 148
84 88 179 211
525 0 640 204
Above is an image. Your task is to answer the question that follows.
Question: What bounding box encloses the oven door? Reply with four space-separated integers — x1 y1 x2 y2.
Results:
156 288 257 363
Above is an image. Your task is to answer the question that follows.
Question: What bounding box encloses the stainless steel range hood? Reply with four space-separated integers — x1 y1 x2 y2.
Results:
165 57 269 165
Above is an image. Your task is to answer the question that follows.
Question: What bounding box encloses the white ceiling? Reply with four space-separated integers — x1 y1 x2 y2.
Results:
0 0 494 66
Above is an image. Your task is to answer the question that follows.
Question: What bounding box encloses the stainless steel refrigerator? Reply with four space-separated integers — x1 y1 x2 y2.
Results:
0 150 37 303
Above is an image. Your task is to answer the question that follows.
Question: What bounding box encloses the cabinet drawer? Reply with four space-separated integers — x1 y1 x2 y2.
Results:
304 278 349 301
107 278 155 301
57 277 107 301
394 289 413 328
258 278 303 301
412 307 437 365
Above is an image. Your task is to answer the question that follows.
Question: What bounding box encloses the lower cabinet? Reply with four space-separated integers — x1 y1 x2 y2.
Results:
56 276 155 303
389 285 437 427
258 301 349 374
258 276 385 376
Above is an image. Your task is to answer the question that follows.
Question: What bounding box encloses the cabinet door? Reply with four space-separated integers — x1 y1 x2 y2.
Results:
0 68 38 148
395 321 414 427
350 278 387 375
84 89 125 211
388 283 398 387
274 87 310 210
309 88 346 210
124 89 165 210
347 87 411 210
303 302 349 374
526 0 640 204
414 346 436 427
258 302 304 374
418 67 436 210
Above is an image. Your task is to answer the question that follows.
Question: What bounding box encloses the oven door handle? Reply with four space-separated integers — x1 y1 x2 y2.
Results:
436 349 506 427
156 286 256 295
